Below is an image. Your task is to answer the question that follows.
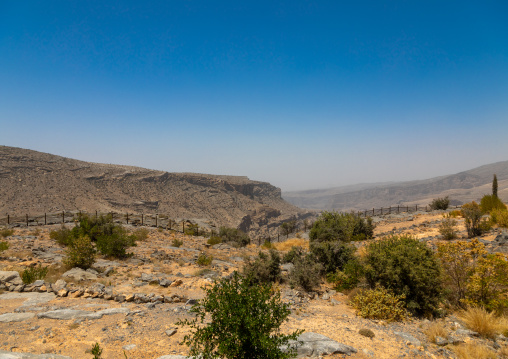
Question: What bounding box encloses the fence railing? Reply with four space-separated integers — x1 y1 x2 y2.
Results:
355 204 461 218
0 210 205 234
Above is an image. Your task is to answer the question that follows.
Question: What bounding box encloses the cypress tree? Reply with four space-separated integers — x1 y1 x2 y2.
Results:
493 174 498 198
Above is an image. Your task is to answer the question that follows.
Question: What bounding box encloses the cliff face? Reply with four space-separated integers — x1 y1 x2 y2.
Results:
0 146 312 239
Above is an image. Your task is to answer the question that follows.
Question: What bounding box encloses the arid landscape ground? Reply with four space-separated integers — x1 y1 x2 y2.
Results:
1 209 508 359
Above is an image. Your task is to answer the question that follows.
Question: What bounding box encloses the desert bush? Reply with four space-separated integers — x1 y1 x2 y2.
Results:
177 271 302 359
63 235 96 269
289 254 323 292
491 208 508 228
453 343 497 359
0 228 14 238
218 227 250 247
309 211 374 243
171 238 184 247
430 196 450 210
358 328 375 339
351 286 410 322
459 306 508 339
437 240 508 310
310 241 356 274
328 258 364 291
131 228 149 241
480 194 507 214
462 201 490 238
262 240 273 249
364 235 443 317
96 226 136 259
0 241 9 252
49 226 73 246
448 209 462 218
273 238 308 252
197 253 214 266
243 250 281 285
423 321 448 343
21 264 48 284
283 246 305 264
90 342 103 359
439 218 458 240
207 236 222 245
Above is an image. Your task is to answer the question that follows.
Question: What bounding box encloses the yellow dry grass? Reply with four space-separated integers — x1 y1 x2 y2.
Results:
423 320 448 343
272 238 309 251
459 307 508 339
453 343 497 359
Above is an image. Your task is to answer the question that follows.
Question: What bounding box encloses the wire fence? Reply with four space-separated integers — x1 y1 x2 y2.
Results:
355 204 462 218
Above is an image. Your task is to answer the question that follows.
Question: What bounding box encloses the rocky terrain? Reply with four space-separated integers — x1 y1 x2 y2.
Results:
0 146 312 240
283 161 508 211
1 211 508 359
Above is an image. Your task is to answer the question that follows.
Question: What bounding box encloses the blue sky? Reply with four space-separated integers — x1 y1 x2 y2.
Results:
1 1 507 191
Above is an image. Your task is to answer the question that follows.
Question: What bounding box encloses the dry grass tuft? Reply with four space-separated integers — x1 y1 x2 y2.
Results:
499 346 508 358
423 320 448 343
459 307 508 339
453 343 497 359
272 238 309 251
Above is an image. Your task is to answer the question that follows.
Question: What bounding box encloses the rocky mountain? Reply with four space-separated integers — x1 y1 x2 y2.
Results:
283 161 508 211
0 146 312 239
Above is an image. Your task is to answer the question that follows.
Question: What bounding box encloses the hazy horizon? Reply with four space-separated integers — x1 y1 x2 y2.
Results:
1 2 507 191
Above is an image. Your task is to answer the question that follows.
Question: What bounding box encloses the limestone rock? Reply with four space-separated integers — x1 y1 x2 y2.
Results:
0 312 36 323
284 332 357 357
0 271 23 286
62 268 97 281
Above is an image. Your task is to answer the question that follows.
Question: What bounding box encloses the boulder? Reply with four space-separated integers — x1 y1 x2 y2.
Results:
0 312 36 323
0 271 23 286
284 332 357 357
62 268 97 281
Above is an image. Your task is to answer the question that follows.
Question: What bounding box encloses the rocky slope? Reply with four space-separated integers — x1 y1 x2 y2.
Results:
283 160 508 211
0 146 312 239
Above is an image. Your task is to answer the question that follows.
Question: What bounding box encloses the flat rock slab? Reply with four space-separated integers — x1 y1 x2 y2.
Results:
0 271 23 286
0 351 72 359
0 312 36 323
394 331 422 347
0 292 56 307
62 268 97 281
287 332 357 357
37 307 130 320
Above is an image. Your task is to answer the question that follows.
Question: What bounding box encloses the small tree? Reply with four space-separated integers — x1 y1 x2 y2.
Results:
309 211 374 243
493 174 498 198
177 272 303 359
429 196 450 211
462 201 488 238
280 221 296 239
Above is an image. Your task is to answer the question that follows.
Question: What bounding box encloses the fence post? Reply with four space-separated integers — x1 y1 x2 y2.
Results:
168 219 171 230
416 204 418 212
62 211 64 224
26 214 29 226
155 214 158 228
182 221 185 233
141 214 144 226
364 210 367 217
372 208 375 216
380 207 383 215
126 213 129 224
45 213 47 225
7 214 9 225
397 205 400 214
95 210 98 219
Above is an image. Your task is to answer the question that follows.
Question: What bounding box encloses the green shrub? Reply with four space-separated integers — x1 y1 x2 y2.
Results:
462 201 490 238
491 208 508 228
96 227 136 259
480 195 506 214
218 227 250 247
351 286 410 322
309 211 374 243
283 246 305 264
364 235 442 317
262 240 273 249
197 253 214 266
207 236 222 246
0 228 14 238
21 264 48 284
439 218 458 240
328 258 364 291
310 241 356 274
171 238 184 247
0 241 9 252
243 250 281 285
177 271 302 359
358 328 375 338
289 254 323 292
63 235 96 269
90 342 103 359
49 226 73 246
430 196 450 210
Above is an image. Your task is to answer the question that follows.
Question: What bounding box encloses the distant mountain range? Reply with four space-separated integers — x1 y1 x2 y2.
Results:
283 161 508 211
0 146 311 239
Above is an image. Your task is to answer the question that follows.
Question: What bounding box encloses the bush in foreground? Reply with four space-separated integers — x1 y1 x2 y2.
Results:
309 241 356 274
63 235 96 269
177 272 303 359
351 286 409 322
243 250 281 284
480 194 506 214
462 201 490 238
289 254 323 292
364 235 443 317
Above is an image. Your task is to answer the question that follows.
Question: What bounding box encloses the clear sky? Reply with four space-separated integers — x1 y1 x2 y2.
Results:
1 1 507 191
